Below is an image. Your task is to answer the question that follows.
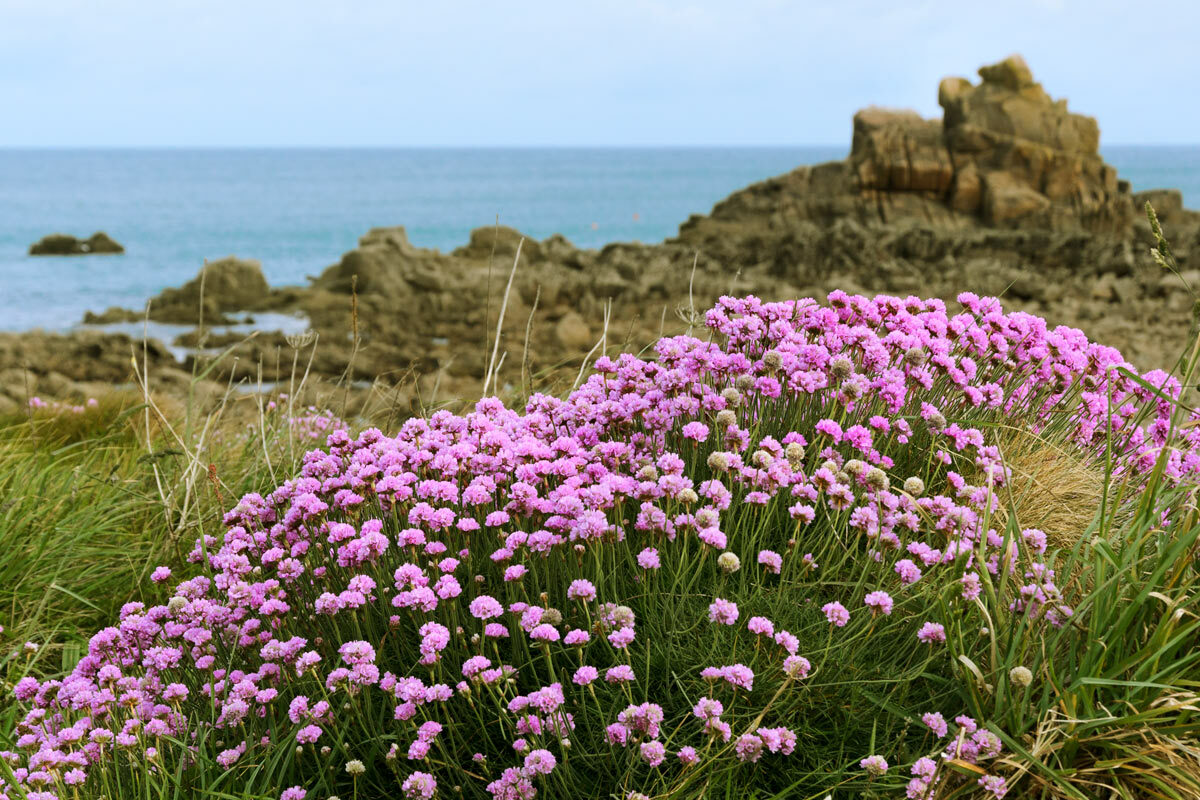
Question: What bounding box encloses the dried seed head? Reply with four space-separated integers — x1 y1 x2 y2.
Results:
785 441 805 466
717 552 741 574
715 409 737 428
829 355 853 380
762 349 783 371
1009 666 1033 688
721 387 743 407
707 451 731 472
903 476 925 496
864 468 889 492
735 374 754 392
903 346 927 366
751 450 773 468
843 459 867 477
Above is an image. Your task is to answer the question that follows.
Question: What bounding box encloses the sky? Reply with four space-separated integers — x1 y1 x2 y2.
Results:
1 0 1197 147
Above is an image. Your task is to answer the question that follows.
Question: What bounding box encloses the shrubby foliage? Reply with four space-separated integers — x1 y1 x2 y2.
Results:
4 292 1200 799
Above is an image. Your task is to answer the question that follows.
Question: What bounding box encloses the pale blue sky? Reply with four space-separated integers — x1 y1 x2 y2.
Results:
2 0 1196 147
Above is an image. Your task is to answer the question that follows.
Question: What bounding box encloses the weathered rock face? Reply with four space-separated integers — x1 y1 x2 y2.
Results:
831 55 1129 233
29 232 124 255
146 257 273 323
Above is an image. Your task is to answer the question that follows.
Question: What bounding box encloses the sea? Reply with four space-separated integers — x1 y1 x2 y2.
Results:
1 146 1197 334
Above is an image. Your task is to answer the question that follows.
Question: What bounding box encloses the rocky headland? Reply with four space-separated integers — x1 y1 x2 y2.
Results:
3 55 1198 414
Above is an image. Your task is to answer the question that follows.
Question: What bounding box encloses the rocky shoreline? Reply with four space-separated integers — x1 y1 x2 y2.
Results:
3 55 1198 415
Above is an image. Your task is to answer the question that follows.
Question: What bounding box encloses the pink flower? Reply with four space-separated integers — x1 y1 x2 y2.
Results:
529 624 560 642
637 548 661 569
917 622 946 644
783 655 811 679
860 754 888 776
523 748 557 775
757 549 782 574
681 421 710 442
864 591 894 616
708 597 739 625
640 740 666 766
921 712 948 737
605 665 635 683
735 733 764 762
607 626 636 648
469 595 503 619
401 771 437 799
747 616 774 637
822 601 850 627
567 579 597 601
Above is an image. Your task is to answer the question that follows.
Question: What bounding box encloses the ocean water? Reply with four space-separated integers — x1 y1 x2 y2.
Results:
0 146 1196 333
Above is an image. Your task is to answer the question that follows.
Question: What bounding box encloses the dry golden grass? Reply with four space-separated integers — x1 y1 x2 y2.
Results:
993 427 1108 550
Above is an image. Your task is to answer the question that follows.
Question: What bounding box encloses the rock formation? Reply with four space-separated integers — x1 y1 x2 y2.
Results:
29 232 124 255
11 55 1200 413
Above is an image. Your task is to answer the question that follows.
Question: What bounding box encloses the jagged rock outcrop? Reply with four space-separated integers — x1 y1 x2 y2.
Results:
29 232 124 255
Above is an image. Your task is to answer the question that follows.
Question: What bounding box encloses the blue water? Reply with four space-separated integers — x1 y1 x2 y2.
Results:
0 146 1196 332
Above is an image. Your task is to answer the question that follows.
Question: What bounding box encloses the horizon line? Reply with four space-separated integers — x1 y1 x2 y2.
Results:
0 142 1197 151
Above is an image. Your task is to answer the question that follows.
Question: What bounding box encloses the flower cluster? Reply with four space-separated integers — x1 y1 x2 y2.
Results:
6 292 1197 799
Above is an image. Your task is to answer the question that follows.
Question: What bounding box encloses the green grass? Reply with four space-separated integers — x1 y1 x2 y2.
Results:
0 392 315 728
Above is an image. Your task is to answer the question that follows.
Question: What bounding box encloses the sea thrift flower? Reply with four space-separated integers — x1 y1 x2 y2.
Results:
401 771 438 799
917 622 946 644
861 755 888 776
523 749 557 775
747 616 774 637
4 291 1187 800
735 733 764 763
469 595 503 619
637 548 661 569
864 591 894 616
757 549 782 574
567 579 597 602
708 597 739 625
822 601 850 627
783 655 811 679
922 712 948 738
640 740 666 766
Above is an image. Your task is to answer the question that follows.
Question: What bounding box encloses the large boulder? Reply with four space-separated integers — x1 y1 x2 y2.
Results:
938 54 1124 232
313 227 461 295
453 225 543 263
29 232 124 255
147 257 272 323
